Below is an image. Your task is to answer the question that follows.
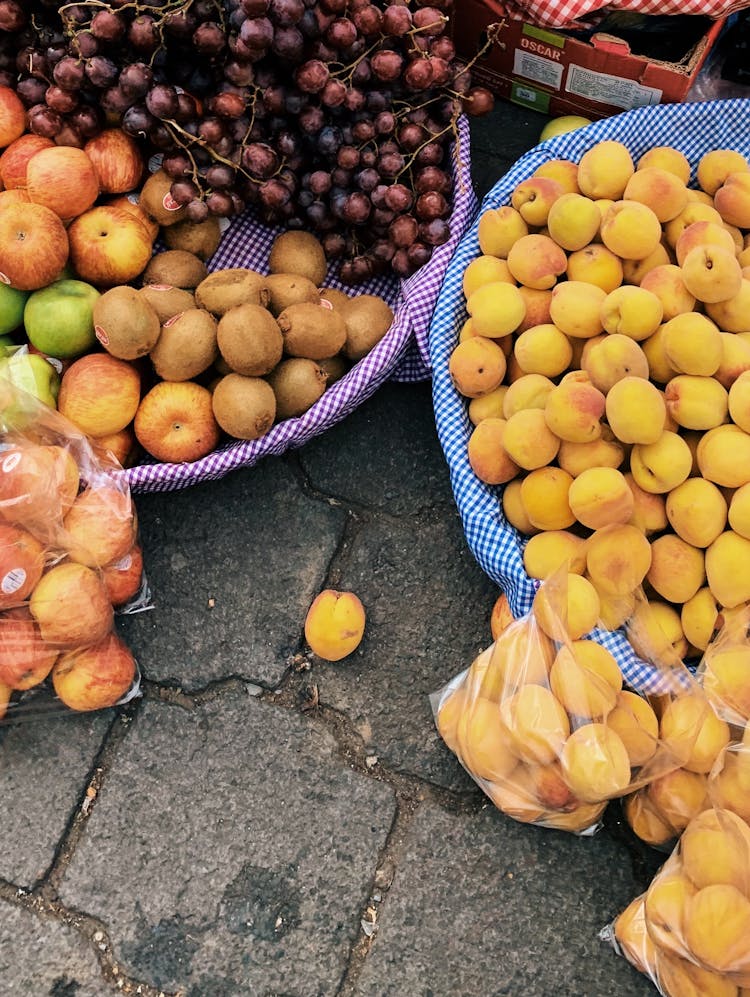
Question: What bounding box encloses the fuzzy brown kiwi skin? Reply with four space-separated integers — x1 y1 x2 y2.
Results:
216 304 283 377
268 231 327 286
92 286 161 361
276 302 347 360
211 373 277 440
149 308 218 382
138 285 196 325
139 169 187 227
266 358 327 419
340 295 395 361
195 269 271 316
163 216 222 260
142 250 208 290
265 274 321 316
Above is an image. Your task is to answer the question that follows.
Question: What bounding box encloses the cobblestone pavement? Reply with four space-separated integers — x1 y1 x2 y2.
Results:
0 105 662 997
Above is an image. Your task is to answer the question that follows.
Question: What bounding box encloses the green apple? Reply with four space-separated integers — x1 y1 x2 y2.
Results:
0 283 29 336
0 334 16 357
539 115 593 142
24 279 101 359
0 351 60 408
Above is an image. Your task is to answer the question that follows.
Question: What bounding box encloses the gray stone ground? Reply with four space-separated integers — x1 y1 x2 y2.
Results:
0 105 665 996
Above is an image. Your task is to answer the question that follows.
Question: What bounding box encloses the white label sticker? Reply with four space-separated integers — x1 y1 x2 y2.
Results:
319 298 334 311
1 452 21 473
162 191 182 212
163 311 184 328
113 553 133 571
148 284 174 291
45 356 64 374
1 567 26 595
512 49 564 90
565 64 662 110
94 324 110 346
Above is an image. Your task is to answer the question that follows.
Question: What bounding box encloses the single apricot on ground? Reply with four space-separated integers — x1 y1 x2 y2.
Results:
304 589 366 661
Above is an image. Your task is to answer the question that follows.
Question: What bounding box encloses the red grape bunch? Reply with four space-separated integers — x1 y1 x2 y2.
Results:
0 0 495 281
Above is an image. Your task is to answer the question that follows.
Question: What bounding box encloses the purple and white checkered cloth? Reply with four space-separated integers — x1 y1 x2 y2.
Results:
122 116 477 495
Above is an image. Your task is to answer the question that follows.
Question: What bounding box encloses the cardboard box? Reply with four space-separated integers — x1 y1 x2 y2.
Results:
453 1 727 120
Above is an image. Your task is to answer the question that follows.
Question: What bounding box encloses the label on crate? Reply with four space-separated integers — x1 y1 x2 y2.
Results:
566 65 662 110
512 49 564 90
1 567 26 595
511 81 551 114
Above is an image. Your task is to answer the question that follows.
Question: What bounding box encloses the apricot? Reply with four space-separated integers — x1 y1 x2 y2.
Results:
625 473 668 535
707 281 750 334
523 760 578 812
501 479 538 535
549 280 606 339
715 171 750 229
644 871 695 955
699 426 750 488
640 264 696 320
666 478 727 548
642 325 677 384
659 695 730 774
544 371 605 443
466 282 526 338
596 589 636 630
681 244 743 304
623 166 688 222
702 646 750 720
729 484 750 539
647 534 705 605
557 431 625 477
467 385 508 425
648 768 708 835
628 600 688 664
682 808 750 892
435 685 468 753
614 896 656 976
697 148 750 196
546 192 600 251
483 769 546 824
686 884 750 975
532 572 600 641
304 589 366 661
489 619 554 692
625 791 676 847
600 200 662 260
499 683 570 765
477 205 528 258
522 531 587 580
664 201 723 247
561 722 631 802
586 524 652 597
566 243 624 293
516 286 552 332
568 466 633 530
541 800 607 833
448 337 507 398
511 176 564 226
664 374 728 430
467 418 520 486
621 241 672 285
662 312 722 377
501 408 560 471
729 370 750 433
608 690 658 767
462 255 516 298
637 146 691 184
533 158 580 194
605 377 666 444
501 373 555 418
712 749 750 825
28 563 113 649
506 234 567 290
513 324 572 377
630 432 692 494
549 644 618 720
675 220 737 266
582 333 649 393
489 592 515 642
457 696 519 782
659 950 742 997
681 588 720 651
520 467 574 531
577 140 634 199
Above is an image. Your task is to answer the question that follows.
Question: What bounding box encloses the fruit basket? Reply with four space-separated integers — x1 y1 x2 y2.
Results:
120 116 476 495
429 97 750 690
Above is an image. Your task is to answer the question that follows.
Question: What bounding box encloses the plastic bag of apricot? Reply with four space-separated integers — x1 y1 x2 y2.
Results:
431 567 720 835
0 379 148 724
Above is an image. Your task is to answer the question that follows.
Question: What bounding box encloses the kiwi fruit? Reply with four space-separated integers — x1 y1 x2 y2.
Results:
317 354 350 386
268 231 327 286
139 285 195 325
163 216 222 261
142 250 208 290
267 359 327 420
319 288 351 312
149 308 218 382
139 169 187 227
92 286 161 360
265 274 320 316
212 373 276 440
217 304 283 377
195 269 270 316
277 302 346 360
340 295 395 361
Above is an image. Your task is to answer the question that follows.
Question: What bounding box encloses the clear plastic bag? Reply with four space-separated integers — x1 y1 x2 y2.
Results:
0 379 149 723
432 567 707 834
604 739 750 993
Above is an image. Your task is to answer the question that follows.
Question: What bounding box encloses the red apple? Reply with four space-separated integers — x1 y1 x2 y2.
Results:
58 353 141 437
26 146 100 222
52 632 136 711
84 129 144 194
29 562 113 648
62 484 136 569
0 607 59 691
0 87 27 148
0 443 70 542
105 195 159 242
0 201 69 291
67 205 153 286
134 381 221 463
102 543 144 606
0 522 45 610
44 445 80 513
0 188 30 207
0 134 55 189
0 679 10 719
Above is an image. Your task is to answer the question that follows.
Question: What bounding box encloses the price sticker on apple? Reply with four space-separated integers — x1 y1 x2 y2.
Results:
1 452 21 474
1 567 26 595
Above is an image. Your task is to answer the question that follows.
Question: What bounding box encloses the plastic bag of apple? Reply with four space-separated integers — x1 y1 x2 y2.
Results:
603 736 750 996
431 567 716 835
0 378 148 723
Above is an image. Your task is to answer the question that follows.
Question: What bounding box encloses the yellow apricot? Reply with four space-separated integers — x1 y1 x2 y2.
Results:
304 589 366 661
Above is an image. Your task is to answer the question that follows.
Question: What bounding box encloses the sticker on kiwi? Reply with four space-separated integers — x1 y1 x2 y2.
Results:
163 311 185 328
148 284 174 291
95 325 110 346
1 567 26 595
1 452 21 473
0 272 10 285
319 299 334 311
162 191 182 212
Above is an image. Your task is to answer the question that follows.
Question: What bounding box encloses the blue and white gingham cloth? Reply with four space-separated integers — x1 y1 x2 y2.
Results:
430 99 750 693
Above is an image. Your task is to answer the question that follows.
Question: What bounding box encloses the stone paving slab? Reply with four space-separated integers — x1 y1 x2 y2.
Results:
59 691 396 996
299 383 456 516
0 902 105 996
314 508 498 791
0 711 112 889
119 460 345 690
356 802 654 997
